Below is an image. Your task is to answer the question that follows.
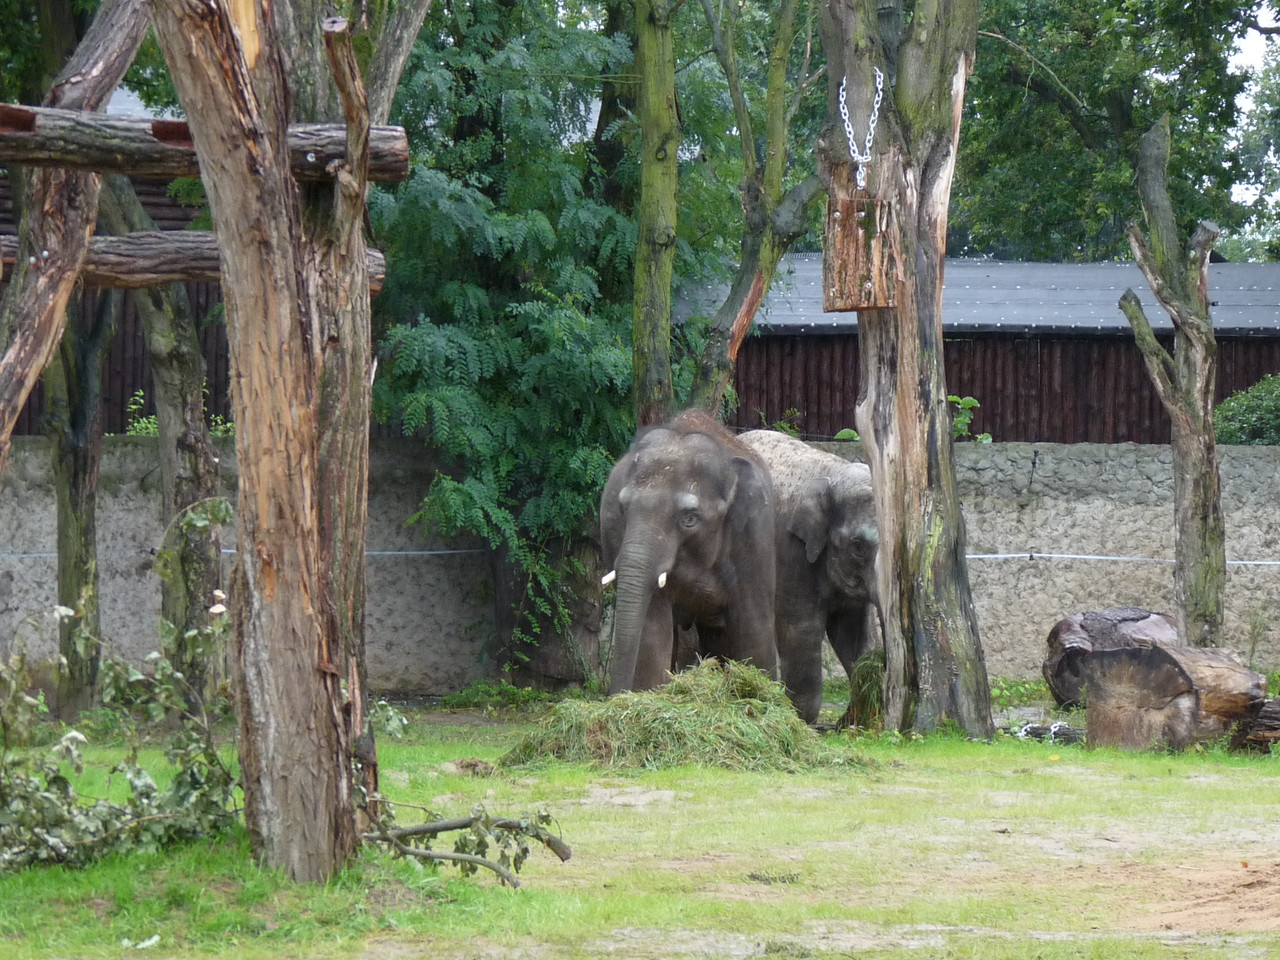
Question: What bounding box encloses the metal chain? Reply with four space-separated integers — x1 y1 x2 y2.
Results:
838 67 884 190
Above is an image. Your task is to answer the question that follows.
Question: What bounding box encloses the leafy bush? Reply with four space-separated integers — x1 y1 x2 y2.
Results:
501 659 863 771
440 679 560 711
1217 374 1280 444
989 676 1054 710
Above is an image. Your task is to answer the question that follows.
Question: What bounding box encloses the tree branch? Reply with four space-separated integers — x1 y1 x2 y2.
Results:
698 0 757 181
1118 285 1176 400
771 173 824 239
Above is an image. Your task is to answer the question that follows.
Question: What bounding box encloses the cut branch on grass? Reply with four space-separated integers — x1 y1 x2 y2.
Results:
362 806 571 889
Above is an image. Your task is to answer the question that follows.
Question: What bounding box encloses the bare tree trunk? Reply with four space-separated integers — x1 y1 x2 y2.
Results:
688 0 824 414
148 0 349 882
631 0 680 427
1117 115 1225 649
819 0 992 736
149 0 425 882
97 175 224 706
45 290 119 718
0 0 147 478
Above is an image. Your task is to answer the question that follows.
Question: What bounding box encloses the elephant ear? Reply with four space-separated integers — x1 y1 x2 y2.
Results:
788 477 832 564
727 455 769 531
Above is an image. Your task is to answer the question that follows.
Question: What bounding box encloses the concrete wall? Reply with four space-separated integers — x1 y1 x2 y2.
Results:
0 437 499 695
2 437 1277 693
952 442 1280 678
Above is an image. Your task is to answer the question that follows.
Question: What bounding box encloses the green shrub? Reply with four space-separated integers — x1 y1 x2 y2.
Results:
440 679 559 711
1217 374 1280 444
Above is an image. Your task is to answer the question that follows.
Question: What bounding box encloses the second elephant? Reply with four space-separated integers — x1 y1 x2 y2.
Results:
739 430 880 723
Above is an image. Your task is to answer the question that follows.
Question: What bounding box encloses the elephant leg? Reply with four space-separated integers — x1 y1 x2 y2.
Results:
633 599 675 689
777 613 826 724
827 605 874 679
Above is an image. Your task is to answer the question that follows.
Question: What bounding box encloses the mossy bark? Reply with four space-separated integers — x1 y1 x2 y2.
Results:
688 0 823 414
1117 115 1225 649
98 175 224 708
819 0 992 736
631 0 680 427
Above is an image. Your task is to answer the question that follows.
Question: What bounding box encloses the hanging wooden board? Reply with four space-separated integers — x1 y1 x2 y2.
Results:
823 195 896 311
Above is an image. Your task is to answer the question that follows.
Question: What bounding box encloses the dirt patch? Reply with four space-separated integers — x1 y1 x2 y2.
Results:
574 786 678 807
1124 859 1280 933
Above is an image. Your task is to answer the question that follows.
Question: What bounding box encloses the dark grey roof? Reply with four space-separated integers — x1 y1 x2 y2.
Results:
735 254 1280 338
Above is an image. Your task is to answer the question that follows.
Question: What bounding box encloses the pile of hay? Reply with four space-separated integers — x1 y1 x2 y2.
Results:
500 659 858 771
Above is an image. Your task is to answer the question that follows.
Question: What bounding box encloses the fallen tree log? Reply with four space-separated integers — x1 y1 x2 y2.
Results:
1043 607 1180 708
1 232 386 292
1083 646 1200 751
1239 699 1280 752
0 103 410 182
1081 643 1267 751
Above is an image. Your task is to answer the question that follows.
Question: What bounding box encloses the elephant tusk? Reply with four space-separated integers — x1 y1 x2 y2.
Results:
601 570 617 587
657 571 668 589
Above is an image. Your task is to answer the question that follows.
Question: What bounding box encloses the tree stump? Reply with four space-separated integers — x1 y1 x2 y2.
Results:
1083 646 1199 751
1239 699 1280 752
1043 607 1180 708
1047 607 1267 750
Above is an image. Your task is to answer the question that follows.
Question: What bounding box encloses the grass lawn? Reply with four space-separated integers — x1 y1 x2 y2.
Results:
2 702 1279 959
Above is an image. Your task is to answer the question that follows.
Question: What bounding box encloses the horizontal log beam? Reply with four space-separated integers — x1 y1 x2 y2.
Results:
0 103 410 182
1 232 386 293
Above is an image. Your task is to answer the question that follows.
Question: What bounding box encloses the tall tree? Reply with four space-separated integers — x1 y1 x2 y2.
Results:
687 0 825 413
0 0 148 718
631 0 681 427
819 0 992 736
97 175 224 708
1118 116 1225 648
148 0 428 881
953 0 1253 260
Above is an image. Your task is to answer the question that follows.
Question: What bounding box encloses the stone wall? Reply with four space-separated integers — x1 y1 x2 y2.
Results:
0 437 499 695
2 437 1277 694
830 442 1279 678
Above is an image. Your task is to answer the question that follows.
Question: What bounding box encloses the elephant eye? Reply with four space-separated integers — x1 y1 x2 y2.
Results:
679 510 699 529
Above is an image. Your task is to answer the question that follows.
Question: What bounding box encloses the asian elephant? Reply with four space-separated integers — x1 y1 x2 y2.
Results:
739 430 880 723
599 410 779 695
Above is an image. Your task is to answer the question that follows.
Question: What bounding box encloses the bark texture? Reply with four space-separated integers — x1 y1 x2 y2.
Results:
0 0 148 478
819 0 992 736
0 104 409 181
97 175 224 709
688 0 825 413
1 232 387 289
631 0 680 427
148 0 346 882
1117 115 1225 649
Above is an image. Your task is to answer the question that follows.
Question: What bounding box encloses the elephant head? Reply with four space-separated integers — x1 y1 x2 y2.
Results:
786 473 879 605
600 410 777 695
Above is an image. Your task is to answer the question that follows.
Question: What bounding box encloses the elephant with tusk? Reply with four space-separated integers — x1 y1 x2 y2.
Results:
599 409 779 695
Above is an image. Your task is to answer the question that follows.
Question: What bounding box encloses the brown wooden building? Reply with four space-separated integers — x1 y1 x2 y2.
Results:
726 254 1280 443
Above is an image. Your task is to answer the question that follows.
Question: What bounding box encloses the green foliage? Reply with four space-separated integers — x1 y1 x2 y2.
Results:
1216 373 1280 444
949 394 992 443
124 389 233 439
0 643 236 873
988 676 1054 710
439 679 559 711
954 0 1253 260
501 659 863 770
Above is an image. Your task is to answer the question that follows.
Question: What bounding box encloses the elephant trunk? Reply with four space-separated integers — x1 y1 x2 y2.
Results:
607 539 667 696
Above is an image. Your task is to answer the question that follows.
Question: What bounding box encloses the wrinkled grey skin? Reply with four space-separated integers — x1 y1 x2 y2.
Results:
600 410 779 695
739 430 879 723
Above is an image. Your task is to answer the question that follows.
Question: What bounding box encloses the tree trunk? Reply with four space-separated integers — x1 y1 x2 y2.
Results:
819 0 992 736
148 0 425 882
0 0 148 479
45 290 118 719
688 0 824 414
148 0 348 882
631 0 680 427
1117 115 1225 649
97 174 224 709
1 232 388 289
0 104 410 181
